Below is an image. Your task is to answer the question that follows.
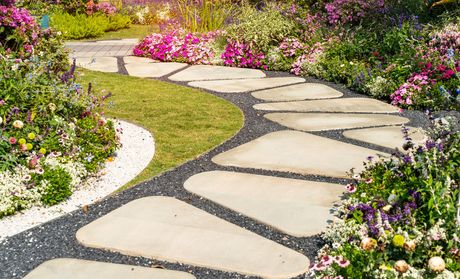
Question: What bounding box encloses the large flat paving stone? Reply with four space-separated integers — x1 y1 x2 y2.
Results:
75 57 118 73
212 130 388 178
343 126 426 149
188 77 305 93
254 98 399 113
24 258 195 279
169 65 266 81
264 113 409 131
76 196 310 278
125 62 188 78
252 83 343 101
124 56 155 64
184 171 343 237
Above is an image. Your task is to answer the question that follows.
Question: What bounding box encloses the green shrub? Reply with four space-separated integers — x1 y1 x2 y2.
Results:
51 13 131 40
38 166 73 206
226 4 298 53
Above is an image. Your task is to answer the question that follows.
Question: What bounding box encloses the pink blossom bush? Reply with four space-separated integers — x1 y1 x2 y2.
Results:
390 72 432 106
291 42 324 76
133 30 221 64
221 40 267 69
87 1 117 16
0 2 39 57
325 0 385 25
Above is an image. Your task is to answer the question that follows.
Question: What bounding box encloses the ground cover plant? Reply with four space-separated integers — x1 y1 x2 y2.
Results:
309 116 460 278
0 0 119 217
77 68 243 189
134 0 460 111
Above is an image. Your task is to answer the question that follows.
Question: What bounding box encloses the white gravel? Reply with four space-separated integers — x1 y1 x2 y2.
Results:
0 120 155 240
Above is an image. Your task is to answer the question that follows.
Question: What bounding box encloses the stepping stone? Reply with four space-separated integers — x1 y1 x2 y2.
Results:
252 83 343 101
24 258 195 279
254 98 399 113
264 113 409 131
75 57 118 73
125 62 188 78
188 77 305 93
124 56 155 64
343 126 426 149
184 171 343 237
212 130 388 178
168 65 266 81
76 197 310 278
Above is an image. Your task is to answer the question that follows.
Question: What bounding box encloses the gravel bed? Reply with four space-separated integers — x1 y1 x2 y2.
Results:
0 120 154 241
1 62 457 279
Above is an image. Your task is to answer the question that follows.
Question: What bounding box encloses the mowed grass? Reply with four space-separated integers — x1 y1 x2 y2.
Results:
77 24 158 41
77 68 244 189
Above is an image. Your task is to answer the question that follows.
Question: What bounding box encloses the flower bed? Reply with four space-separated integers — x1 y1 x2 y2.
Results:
309 118 460 278
0 0 119 218
134 0 459 111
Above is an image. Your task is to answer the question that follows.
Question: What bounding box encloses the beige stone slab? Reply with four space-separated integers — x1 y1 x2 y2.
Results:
123 56 155 64
75 57 118 72
264 113 409 131
168 65 266 81
76 197 310 278
125 62 188 78
212 130 388 178
184 171 343 237
252 83 343 101
343 126 426 149
254 98 399 113
188 77 305 93
24 258 195 279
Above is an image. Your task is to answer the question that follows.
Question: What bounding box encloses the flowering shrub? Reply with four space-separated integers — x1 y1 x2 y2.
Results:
0 2 119 218
221 40 267 69
133 30 221 64
87 1 117 16
0 2 39 58
324 0 385 25
311 118 460 278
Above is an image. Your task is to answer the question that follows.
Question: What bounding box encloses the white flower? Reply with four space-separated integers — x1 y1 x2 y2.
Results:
13 120 24 129
428 257 445 272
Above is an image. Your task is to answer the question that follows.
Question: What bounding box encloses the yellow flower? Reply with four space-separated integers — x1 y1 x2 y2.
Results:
39 148 47 154
392 235 405 248
26 143 33 150
28 132 36 140
18 138 26 145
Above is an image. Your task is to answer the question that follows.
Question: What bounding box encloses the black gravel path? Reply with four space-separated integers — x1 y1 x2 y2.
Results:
1 60 455 279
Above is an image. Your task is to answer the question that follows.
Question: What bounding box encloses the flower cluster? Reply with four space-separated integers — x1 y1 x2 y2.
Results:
87 0 117 16
133 30 220 64
0 3 39 57
325 0 385 25
311 120 460 278
390 72 432 106
221 40 267 69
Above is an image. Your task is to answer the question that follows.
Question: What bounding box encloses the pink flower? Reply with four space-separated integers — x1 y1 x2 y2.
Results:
9 137 17 144
346 183 356 193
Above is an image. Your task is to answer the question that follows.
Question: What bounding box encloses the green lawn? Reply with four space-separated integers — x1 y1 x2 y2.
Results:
77 69 244 189
78 24 157 41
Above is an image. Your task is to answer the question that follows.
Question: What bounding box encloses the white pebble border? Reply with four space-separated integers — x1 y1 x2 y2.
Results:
0 120 155 240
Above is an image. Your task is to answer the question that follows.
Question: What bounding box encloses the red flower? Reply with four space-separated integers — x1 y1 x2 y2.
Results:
9 137 17 144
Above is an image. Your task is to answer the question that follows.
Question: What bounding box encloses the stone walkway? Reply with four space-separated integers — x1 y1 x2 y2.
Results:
7 41 428 279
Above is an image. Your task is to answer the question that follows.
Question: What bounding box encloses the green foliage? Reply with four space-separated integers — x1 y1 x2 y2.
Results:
75 116 118 173
51 13 131 40
176 0 234 32
226 4 298 53
38 166 72 206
